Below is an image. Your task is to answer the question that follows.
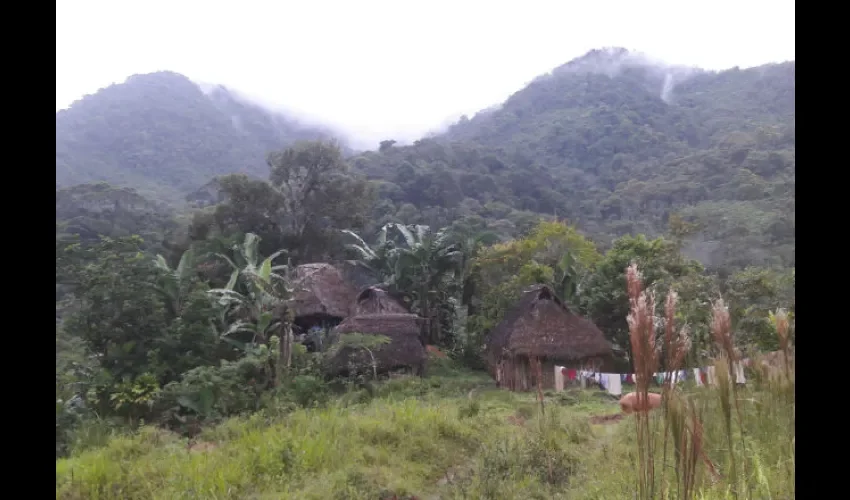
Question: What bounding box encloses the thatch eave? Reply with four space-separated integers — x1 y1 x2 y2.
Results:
326 313 426 375
289 263 358 320
486 284 612 366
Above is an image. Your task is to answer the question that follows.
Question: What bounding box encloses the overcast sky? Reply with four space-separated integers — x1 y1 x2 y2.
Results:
57 0 795 149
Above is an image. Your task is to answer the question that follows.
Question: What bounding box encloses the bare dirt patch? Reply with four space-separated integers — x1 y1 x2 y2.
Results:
506 414 526 427
187 441 218 453
589 413 624 425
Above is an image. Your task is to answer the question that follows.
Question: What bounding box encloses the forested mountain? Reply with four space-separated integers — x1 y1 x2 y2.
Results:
56 71 344 204
55 49 795 272
352 49 795 271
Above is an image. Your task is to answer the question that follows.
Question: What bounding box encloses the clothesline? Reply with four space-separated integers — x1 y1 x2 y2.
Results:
554 363 748 397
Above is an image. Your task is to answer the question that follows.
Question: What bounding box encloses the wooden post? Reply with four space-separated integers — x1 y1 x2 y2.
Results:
533 356 545 415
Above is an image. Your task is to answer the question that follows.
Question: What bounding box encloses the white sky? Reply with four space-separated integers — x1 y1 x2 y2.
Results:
56 0 795 149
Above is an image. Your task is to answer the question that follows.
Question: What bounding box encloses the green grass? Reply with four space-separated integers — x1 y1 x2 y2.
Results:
55 359 794 499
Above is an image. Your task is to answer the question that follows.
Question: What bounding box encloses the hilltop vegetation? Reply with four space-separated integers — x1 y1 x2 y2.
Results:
56 72 344 204
352 51 794 271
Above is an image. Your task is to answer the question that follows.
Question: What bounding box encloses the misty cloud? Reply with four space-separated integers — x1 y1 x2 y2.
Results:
57 0 795 150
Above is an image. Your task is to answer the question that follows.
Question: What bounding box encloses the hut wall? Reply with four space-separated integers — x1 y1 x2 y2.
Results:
500 357 532 391
498 355 593 392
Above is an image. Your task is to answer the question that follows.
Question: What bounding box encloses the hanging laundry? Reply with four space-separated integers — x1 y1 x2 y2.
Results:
600 374 609 390
734 362 746 384
607 373 622 396
567 369 577 381
706 366 716 386
700 370 708 385
621 374 627 382
626 373 634 384
655 373 664 385
678 370 687 381
667 371 678 384
554 366 565 392
693 368 703 387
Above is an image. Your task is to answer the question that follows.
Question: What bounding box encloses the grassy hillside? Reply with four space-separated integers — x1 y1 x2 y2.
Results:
56 358 795 499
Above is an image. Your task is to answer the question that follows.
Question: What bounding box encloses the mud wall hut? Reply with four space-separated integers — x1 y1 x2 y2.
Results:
485 284 613 391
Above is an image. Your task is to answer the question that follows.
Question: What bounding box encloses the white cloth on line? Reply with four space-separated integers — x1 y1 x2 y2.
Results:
693 368 703 386
606 373 622 396
734 362 746 384
554 365 565 392
706 366 716 386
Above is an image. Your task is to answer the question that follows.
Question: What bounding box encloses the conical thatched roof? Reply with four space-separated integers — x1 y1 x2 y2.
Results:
326 313 426 375
486 284 612 366
352 286 411 315
290 263 358 319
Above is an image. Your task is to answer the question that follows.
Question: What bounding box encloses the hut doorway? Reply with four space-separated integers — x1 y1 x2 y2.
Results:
294 315 341 353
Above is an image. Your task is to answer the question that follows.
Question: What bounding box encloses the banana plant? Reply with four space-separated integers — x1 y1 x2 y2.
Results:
387 223 464 345
207 233 292 347
341 225 398 288
153 247 196 318
553 250 580 305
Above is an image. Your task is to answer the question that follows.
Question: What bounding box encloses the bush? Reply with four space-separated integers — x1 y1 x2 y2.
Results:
285 375 330 408
156 353 271 432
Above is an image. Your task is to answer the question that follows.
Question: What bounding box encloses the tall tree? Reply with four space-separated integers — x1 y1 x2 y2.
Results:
580 234 707 356
267 140 375 261
198 140 375 264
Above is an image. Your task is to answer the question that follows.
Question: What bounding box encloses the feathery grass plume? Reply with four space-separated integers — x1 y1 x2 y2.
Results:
658 289 695 495
713 356 736 492
710 298 751 498
626 263 660 500
768 309 792 381
627 264 659 390
769 308 795 490
666 392 710 499
659 289 678 494
710 299 736 368
664 291 678 365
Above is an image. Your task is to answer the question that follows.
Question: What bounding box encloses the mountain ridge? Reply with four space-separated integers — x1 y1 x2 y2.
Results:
56 71 347 204
55 48 795 271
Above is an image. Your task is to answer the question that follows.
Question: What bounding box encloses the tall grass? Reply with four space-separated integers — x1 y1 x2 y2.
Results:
55 373 614 500
625 263 794 499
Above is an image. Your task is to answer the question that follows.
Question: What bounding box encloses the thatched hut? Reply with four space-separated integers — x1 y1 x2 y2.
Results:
485 285 613 391
289 263 358 344
352 286 412 315
326 313 427 377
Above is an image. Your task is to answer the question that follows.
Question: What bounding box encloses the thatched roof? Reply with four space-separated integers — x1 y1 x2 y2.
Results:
326 313 426 375
290 263 357 319
486 284 612 365
352 286 411 315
